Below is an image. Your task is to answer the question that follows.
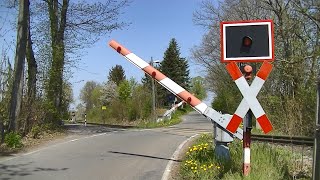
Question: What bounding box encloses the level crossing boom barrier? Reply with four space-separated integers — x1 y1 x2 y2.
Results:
108 40 243 140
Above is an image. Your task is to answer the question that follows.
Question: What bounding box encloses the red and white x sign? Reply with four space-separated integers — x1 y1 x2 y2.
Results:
225 61 273 134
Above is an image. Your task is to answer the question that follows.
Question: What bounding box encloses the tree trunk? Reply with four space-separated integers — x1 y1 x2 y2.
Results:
8 0 29 132
46 0 68 123
0 118 4 144
24 0 37 134
26 3 36 101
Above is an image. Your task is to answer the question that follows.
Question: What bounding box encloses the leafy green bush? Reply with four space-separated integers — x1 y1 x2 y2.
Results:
5 132 23 149
31 125 41 139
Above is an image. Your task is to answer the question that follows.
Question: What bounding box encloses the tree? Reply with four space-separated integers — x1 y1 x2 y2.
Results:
159 38 190 106
80 81 99 112
100 81 117 106
115 80 131 121
190 76 207 100
192 0 319 136
60 81 73 118
40 0 130 123
8 0 29 132
108 65 126 86
0 54 13 143
24 0 37 134
117 80 131 103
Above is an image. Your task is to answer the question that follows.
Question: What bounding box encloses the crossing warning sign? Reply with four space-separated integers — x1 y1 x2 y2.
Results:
220 20 275 134
225 61 273 134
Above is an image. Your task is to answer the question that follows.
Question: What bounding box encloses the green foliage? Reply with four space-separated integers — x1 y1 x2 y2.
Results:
80 81 100 111
30 125 41 139
117 80 131 102
137 107 187 128
60 81 74 119
100 80 117 106
193 1 319 136
211 75 242 114
159 38 190 106
190 76 207 100
108 65 126 86
85 79 154 123
179 134 311 180
4 132 23 149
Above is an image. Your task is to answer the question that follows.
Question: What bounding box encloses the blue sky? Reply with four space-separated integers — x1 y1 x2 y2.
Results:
71 0 211 107
0 0 214 107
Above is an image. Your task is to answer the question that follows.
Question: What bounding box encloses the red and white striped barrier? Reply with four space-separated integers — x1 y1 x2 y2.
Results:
225 61 273 134
109 40 208 114
108 40 243 139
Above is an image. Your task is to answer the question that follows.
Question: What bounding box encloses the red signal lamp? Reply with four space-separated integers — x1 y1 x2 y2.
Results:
242 36 253 47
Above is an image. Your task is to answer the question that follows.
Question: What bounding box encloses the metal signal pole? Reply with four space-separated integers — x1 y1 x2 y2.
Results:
151 57 156 122
243 64 253 176
312 73 320 180
151 57 160 122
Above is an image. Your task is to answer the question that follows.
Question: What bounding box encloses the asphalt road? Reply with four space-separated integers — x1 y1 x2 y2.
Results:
0 111 212 180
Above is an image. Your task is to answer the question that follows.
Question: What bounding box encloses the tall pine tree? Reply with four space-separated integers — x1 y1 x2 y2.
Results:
159 38 190 106
108 65 126 86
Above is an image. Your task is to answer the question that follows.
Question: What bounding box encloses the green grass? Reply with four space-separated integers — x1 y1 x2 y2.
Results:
179 133 311 180
137 108 189 128
81 107 191 129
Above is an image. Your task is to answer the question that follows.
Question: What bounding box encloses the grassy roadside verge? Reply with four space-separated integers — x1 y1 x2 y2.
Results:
80 107 192 129
178 133 311 180
137 108 190 128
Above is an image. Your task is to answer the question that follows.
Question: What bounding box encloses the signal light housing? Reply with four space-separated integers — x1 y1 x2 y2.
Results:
220 20 274 63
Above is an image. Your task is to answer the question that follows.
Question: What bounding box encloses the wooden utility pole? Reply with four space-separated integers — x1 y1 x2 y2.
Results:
312 73 320 180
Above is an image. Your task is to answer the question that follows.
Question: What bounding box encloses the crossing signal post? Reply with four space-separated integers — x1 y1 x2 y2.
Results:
221 20 275 176
243 64 253 176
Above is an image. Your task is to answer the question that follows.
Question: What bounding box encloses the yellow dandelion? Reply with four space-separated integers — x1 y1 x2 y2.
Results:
194 167 197 170
199 147 203 150
186 152 189 155
190 149 193 152
204 168 207 171
217 166 221 169
184 163 187 166
193 170 197 173
191 167 194 170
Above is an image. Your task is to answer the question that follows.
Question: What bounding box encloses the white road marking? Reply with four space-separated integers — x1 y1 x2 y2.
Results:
0 132 111 163
161 134 199 180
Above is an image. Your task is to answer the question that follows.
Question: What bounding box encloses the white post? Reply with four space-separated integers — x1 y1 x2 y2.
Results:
84 113 87 127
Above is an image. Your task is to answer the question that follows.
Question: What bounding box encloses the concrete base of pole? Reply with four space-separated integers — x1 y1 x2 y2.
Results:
214 142 230 161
